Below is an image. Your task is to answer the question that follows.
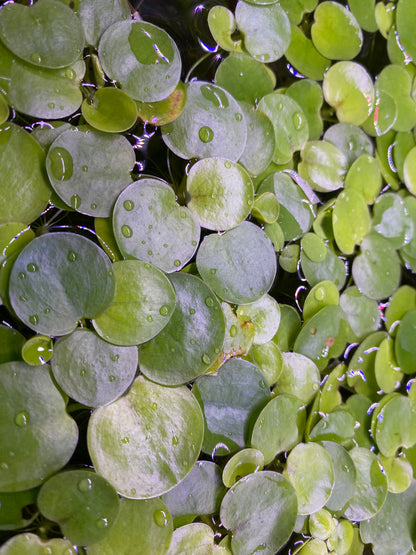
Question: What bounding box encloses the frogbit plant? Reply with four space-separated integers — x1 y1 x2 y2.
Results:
1 0 416 553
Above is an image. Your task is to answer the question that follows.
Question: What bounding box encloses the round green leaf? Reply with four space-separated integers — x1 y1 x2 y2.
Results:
299 140 348 193
98 20 181 102
136 80 187 126
222 449 264 488
235 1 291 63
301 233 327 262
319 441 357 513
0 123 51 225
113 178 200 272
360 480 416 555
46 128 135 217
0 487 38 531
236 294 280 345
333 189 371 255
245 340 282 386
352 232 401 300
339 286 381 342
196 221 277 305
308 408 355 445
21 334 53 366
238 103 276 176
37 470 119 546
220 471 298 555
324 122 374 167
8 58 85 120
82 87 138 133
372 192 412 249
193 357 271 456
161 80 247 162
166 523 218 555
78 0 131 46
251 192 280 224
303 280 339 322
343 447 388 521
186 157 254 231
375 395 416 457
285 442 335 515
0 534 76 555
257 92 309 165
92 259 176 346
323 61 374 126
9 232 115 336
276 352 320 404
396 0 416 66
385 285 416 336
347 331 387 398
300 243 347 291
214 52 275 105
87 375 204 499
311 1 363 60
378 453 413 494
207 6 243 53
138 272 225 385
162 461 226 519
0 325 24 365
88 497 173 555
0 0 84 69
0 361 78 492
250 393 305 464
52 329 138 407
308 508 336 541
395 310 416 373
285 24 330 82
344 154 382 204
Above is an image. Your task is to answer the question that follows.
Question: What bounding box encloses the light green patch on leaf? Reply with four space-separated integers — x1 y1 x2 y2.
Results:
319 440 357 513
376 64 416 132
82 87 137 133
378 454 413 494
136 80 187 126
303 281 339 322
275 352 320 404
222 449 264 488
0 534 76 555
236 294 280 345
207 6 243 53
339 286 381 342
344 154 382 204
333 189 371 255
299 140 348 193
285 24 330 82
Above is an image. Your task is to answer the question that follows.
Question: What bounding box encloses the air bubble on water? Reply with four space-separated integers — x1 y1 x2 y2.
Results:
387 142 398 173
287 64 305 79
388 320 400 334
363 346 379 355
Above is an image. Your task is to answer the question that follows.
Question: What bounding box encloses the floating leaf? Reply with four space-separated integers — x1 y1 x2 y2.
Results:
235 1 291 63
333 189 371 255
186 157 254 231
196 221 277 305
339 286 381 342
193 357 270 456
0 488 38 531
372 192 412 249
0 361 78 492
385 285 416 336
98 20 181 102
250 393 305 464
0 325 24 365
376 64 416 133
87 375 204 499
285 79 324 141
238 103 276 176
51 329 138 407
139 272 225 385
220 471 298 555
344 154 382 204
244 340 283 386
136 81 187 126
374 394 416 457
0 0 84 69
222 449 264 488
348 0 377 32
324 122 374 167
0 123 51 225
166 523 218 555
303 280 339 322
0 534 76 555
299 140 348 192
396 0 416 67
378 453 413 494
207 6 243 53
78 0 131 46
81 87 138 133
342 447 387 521
92 259 176 347
285 24 330 81
374 336 402 393
113 178 200 272
285 442 335 515
236 294 280 345
88 497 173 555
46 128 135 217
308 408 355 445
300 243 347 291
319 440 357 513
21 335 53 366
275 352 320 404
162 80 247 161
347 331 387 399
37 470 119 546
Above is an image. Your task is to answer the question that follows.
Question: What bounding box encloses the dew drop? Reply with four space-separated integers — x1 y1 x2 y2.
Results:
109 375 116 382
144 263 151 269
192 240 197 246
19 295 27 302
202 354 211 364
123 199 134 211
42 548 53 555
82 165 88 172
78 477 93 492
121 225 133 238
235 112 243 121
43 307 51 315
163 243 168 248
174 259 181 267
276 102 283 110
172 435 179 445
67 251 77 262
292 112 304 130
31 53 42 64
18 272 26 280
47 102 55 109
80 368 87 377
153 509 169 527
198 126 214 143
224 161 232 169
70 194 81 210
65 68 76 80
15 410 30 427
189 308 196 315
90 203 98 210
49 147 74 181
146 315 153 322
190 339 196 345
147 250 153 255
159 305 170 316
96 518 108 529
0 462 8 470
131 488 136 495
27 263 38 273
314 287 325 301
205 296 214 307
151 402 158 410
180 211 187 219
111 354 119 361
29 314 39 326
230 325 238 337
210 268 217 275
121 436 129 444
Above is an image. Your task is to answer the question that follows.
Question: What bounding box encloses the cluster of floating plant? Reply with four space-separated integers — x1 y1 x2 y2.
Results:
1 0 416 553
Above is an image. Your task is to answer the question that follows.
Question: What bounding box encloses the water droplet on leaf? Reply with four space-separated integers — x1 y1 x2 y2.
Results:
27 263 38 273
14 411 30 427
123 200 134 211
198 126 214 143
153 509 169 527
78 478 93 492
121 225 133 238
